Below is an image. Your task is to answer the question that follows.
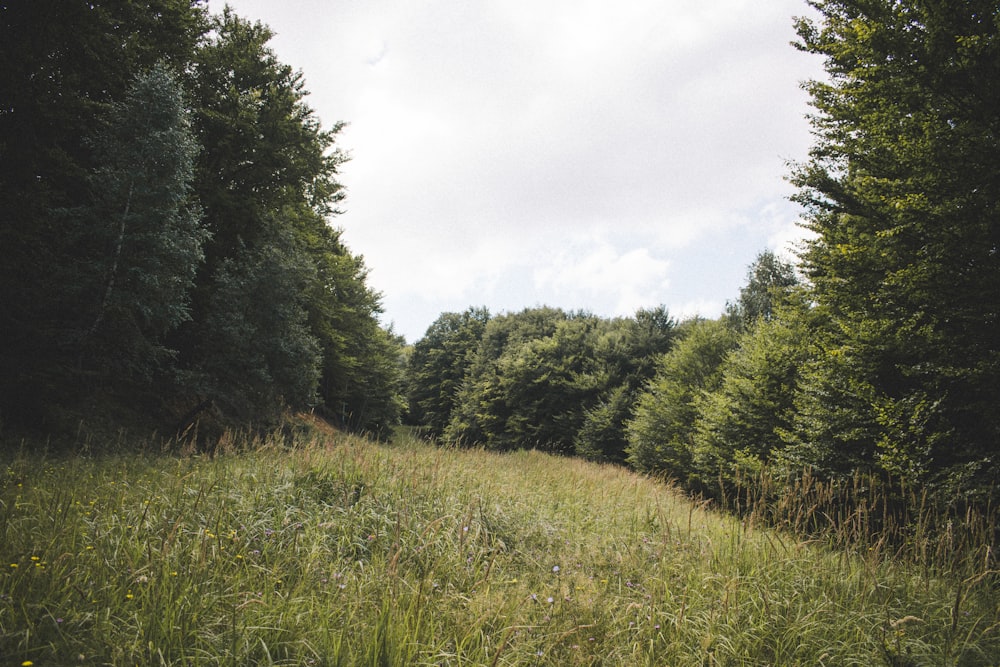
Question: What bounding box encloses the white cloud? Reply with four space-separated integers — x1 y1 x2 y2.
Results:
216 0 825 340
533 233 672 315
674 298 728 321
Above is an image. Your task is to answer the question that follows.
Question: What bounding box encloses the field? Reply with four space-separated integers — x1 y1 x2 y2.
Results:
2 424 997 665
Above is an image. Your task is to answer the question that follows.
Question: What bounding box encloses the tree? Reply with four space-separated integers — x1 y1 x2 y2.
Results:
444 307 602 451
74 63 208 378
187 8 344 269
302 223 405 437
406 308 491 437
182 227 321 423
172 8 365 428
727 250 799 330
496 315 605 453
626 318 739 484
0 2 401 439
575 383 634 463
0 0 208 426
575 307 679 463
792 0 1000 498
779 313 884 479
692 298 813 482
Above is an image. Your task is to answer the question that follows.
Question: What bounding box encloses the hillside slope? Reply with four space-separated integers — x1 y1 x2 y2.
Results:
2 427 997 665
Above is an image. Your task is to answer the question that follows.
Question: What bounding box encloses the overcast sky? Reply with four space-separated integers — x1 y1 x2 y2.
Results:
215 0 825 342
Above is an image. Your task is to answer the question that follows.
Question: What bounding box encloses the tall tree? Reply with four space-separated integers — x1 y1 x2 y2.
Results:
74 63 208 378
444 307 578 449
406 308 491 437
300 220 405 436
693 298 813 482
0 2 402 438
575 307 678 463
0 1 207 425
626 318 739 483
792 0 1000 498
727 250 799 330
184 227 321 423
495 315 605 454
173 8 356 427
186 8 344 269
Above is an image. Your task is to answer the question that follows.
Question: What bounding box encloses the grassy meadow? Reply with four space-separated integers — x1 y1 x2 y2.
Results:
1 424 997 666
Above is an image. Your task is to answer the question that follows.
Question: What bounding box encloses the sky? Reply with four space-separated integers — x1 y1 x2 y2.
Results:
215 0 825 342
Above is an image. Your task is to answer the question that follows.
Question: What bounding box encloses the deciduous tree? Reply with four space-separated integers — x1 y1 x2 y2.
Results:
792 0 1000 498
626 318 738 483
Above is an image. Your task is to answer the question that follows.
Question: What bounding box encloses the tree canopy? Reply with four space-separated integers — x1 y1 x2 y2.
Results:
791 0 1000 498
4 0 998 509
0 1 402 441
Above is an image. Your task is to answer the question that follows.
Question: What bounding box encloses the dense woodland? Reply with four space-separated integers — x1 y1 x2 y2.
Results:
2 0 999 513
407 0 1000 509
1 1 404 438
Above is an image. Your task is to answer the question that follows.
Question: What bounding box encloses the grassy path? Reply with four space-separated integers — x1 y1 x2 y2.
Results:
2 428 997 665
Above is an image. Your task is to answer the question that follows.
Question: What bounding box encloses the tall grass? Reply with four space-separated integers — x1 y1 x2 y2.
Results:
2 426 997 665
718 466 997 581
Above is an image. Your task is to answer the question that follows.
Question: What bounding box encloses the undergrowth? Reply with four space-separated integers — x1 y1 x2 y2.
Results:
1 426 997 665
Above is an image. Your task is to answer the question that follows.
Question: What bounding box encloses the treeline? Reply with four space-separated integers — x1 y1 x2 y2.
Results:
402 252 802 479
406 304 679 460
0 2 403 438
406 0 1000 507
3 0 998 511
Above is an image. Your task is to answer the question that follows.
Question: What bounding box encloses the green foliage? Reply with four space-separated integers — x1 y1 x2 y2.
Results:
781 315 886 479
406 308 491 437
323 321 406 438
575 307 679 463
574 383 633 463
726 250 799 330
295 216 404 436
792 0 1000 499
0 0 208 423
693 299 813 483
444 307 569 448
431 307 677 456
182 228 322 422
0 2 403 437
626 318 739 482
3 432 995 665
187 8 345 263
444 309 601 452
497 316 606 453
75 63 208 378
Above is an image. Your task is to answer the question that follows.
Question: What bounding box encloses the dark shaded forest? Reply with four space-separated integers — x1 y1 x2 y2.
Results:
1 1 403 440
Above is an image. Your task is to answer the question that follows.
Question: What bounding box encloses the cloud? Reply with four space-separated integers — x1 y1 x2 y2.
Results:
532 233 672 316
217 0 825 340
364 39 388 67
